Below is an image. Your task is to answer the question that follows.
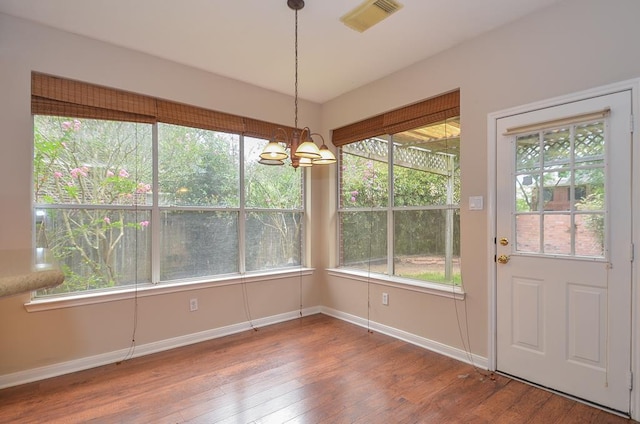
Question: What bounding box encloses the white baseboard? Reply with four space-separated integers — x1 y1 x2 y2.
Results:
0 306 322 390
0 305 486 390
320 306 488 369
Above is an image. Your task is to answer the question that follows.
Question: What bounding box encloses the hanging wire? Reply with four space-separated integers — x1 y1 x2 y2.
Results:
366 149 376 334
119 122 142 364
445 117 493 379
299 214 304 318
241 272 258 331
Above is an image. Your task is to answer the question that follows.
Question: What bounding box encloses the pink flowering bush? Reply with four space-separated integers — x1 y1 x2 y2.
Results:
34 116 153 292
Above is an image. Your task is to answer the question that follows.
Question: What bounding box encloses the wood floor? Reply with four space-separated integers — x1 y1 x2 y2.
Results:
0 314 635 423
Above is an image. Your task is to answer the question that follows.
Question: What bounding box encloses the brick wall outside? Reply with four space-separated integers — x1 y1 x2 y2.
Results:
516 214 603 257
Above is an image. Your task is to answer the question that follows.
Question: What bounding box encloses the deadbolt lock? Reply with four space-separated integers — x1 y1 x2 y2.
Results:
499 237 509 246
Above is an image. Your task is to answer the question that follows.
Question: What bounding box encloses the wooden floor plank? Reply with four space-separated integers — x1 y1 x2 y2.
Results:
0 314 635 424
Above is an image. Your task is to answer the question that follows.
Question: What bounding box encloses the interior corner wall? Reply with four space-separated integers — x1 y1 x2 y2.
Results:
0 12 323 377
2 0 640 391
319 0 640 359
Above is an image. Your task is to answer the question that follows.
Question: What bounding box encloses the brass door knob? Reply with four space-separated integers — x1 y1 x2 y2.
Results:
497 254 510 264
499 237 509 246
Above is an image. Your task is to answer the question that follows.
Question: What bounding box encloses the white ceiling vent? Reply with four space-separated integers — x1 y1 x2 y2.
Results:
340 0 403 33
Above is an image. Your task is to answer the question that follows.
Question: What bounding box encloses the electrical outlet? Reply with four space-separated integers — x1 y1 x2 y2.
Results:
189 298 198 312
382 292 389 306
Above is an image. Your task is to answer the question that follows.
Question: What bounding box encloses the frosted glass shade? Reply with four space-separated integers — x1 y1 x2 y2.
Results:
260 141 288 161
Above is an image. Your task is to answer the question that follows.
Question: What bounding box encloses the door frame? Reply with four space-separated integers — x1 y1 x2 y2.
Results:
487 78 640 420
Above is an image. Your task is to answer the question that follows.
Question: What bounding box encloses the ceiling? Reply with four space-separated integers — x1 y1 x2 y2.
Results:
0 0 562 103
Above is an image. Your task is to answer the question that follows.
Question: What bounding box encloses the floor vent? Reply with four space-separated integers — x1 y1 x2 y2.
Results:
340 0 403 33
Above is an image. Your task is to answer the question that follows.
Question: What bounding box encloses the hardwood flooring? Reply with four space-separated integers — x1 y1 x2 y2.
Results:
0 314 635 423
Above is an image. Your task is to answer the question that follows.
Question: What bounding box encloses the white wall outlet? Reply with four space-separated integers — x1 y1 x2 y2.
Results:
189 298 198 312
382 292 389 306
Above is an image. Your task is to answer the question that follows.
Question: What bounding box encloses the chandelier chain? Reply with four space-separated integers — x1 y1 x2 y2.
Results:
294 8 299 130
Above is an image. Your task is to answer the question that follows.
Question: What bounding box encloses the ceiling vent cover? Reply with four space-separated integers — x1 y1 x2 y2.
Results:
340 0 403 33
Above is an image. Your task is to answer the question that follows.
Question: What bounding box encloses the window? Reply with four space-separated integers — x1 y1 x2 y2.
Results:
32 73 304 297
338 118 461 285
332 90 461 286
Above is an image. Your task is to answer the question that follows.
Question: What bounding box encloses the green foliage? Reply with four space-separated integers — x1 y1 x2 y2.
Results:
34 116 153 295
576 190 605 247
34 118 303 296
158 124 240 207
403 271 462 285
339 139 461 284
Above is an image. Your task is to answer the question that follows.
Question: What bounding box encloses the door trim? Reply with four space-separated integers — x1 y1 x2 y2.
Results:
487 78 640 420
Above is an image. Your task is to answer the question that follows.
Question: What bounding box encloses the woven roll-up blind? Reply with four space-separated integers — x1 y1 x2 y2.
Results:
32 73 157 122
243 117 295 141
332 89 460 146
32 72 289 139
156 100 244 133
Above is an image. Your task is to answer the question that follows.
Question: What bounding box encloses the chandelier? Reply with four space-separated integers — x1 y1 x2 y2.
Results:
259 0 336 168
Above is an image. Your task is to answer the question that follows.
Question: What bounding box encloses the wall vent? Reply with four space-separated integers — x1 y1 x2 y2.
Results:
340 0 403 33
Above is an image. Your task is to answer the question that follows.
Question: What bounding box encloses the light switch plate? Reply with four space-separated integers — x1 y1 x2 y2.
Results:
469 196 484 211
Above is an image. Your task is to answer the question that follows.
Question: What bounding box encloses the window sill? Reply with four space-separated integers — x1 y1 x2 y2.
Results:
24 268 314 313
326 268 465 300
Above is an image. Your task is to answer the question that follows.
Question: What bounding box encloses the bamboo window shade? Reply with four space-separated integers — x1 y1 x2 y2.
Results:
31 72 294 139
331 90 460 146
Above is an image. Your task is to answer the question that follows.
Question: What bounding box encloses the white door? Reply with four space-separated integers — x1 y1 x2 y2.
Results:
495 90 632 413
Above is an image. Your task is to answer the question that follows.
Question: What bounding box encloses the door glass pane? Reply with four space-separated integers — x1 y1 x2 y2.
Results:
574 169 604 211
516 134 540 172
543 214 571 255
516 174 540 212
542 171 571 211
575 213 604 257
574 121 605 163
516 214 540 253
543 127 571 170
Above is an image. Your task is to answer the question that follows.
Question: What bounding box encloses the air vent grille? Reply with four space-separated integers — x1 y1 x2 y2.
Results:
340 0 403 33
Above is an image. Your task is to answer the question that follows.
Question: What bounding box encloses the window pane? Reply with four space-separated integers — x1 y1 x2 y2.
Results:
393 120 460 207
35 208 151 296
394 209 460 285
160 211 238 280
245 211 302 271
34 116 152 206
393 148 458 207
340 139 389 209
339 211 387 273
244 137 303 209
158 124 240 207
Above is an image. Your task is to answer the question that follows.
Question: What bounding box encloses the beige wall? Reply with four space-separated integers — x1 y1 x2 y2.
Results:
0 12 321 376
1 0 640 380
320 0 640 358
